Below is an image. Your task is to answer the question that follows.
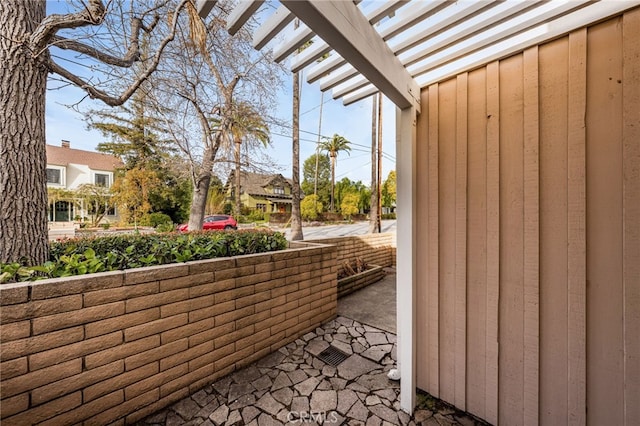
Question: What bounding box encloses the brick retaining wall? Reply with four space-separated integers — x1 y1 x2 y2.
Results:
337 265 385 298
308 232 396 276
0 242 337 425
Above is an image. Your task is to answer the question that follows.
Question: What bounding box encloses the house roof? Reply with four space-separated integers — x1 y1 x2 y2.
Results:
46 144 123 171
199 0 640 110
227 171 293 198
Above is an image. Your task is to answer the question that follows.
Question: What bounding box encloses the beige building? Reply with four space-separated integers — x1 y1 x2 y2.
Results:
225 171 295 214
199 2 640 424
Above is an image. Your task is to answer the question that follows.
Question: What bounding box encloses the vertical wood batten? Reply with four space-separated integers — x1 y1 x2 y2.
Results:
439 79 457 404
522 46 540 426
465 68 488 419
416 88 430 391
498 55 525 425
485 61 500 425
567 28 587 426
428 83 440 396
538 37 570 424
622 9 640 425
586 18 624 426
455 73 468 410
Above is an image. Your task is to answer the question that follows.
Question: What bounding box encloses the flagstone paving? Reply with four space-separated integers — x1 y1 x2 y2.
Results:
135 316 486 426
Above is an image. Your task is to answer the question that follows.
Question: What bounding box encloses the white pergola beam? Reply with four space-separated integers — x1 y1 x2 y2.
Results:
273 24 315 63
319 63 357 92
331 75 369 99
398 0 536 67
378 0 451 41
299 0 412 84
362 0 410 25
196 0 217 18
408 0 591 77
282 0 420 111
343 84 378 106
253 5 294 50
307 53 346 84
391 0 496 55
290 37 332 74
227 1 264 35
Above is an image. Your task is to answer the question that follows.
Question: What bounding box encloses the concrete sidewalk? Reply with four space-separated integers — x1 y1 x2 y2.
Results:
337 268 396 334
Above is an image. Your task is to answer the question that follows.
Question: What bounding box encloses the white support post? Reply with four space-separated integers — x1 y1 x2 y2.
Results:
396 105 417 413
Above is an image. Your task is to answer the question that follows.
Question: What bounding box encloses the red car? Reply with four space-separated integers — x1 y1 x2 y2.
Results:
177 215 237 232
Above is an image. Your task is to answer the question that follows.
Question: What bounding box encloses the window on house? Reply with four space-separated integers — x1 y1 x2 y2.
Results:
46 168 61 185
273 186 285 195
256 203 266 212
95 173 110 187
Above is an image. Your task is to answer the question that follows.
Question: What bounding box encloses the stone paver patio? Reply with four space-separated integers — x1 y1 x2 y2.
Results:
136 316 485 426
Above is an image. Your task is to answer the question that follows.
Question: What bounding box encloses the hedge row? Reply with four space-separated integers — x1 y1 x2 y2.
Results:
1 230 288 283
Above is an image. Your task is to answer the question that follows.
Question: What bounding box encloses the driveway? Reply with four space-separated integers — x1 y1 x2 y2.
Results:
275 220 396 240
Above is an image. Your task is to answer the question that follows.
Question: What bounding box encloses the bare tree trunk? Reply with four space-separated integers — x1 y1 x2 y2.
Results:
369 94 379 233
234 140 242 217
0 1 49 264
290 70 303 241
187 146 216 230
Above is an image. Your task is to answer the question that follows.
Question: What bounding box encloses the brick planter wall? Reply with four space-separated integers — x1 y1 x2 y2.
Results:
308 233 396 277
0 242 337 425
337 264 385 298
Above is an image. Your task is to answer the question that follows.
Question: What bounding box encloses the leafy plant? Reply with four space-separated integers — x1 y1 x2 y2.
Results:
1 230 287 283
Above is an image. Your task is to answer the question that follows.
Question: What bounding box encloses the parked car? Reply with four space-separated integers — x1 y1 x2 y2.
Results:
177 215 237 232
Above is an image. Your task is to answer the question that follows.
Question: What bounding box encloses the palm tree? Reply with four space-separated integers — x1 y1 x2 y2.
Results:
320 134 352 212
227 103 270 217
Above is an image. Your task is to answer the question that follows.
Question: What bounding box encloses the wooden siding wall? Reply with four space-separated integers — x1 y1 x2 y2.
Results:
415 10 640 426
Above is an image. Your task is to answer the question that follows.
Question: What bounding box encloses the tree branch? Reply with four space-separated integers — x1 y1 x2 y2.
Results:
30 0 107 53
45 0 192 107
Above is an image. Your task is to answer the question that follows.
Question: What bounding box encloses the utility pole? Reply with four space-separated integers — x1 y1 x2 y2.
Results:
314 91 324 197
369 94 379 233
377 93 383 233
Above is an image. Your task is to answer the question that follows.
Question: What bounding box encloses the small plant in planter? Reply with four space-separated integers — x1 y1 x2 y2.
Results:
338 257 368 279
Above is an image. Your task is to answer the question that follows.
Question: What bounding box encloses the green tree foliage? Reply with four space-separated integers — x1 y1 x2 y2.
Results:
302 153 331 209
111 168 160 226
319 134 351 211
382 170 397 209
89 90 172 170
205 175 227 215
335 178 370 214
225 102 270 217
301 194 323 221
340 192 360 221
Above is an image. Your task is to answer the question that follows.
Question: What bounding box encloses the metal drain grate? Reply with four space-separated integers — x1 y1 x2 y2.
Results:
317 346 350 366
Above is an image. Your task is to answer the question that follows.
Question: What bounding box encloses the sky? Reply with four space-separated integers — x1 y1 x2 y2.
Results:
44 0 398 188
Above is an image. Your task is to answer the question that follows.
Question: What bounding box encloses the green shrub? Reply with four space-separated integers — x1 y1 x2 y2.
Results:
140 212 173 228
381 213 396 220
301 195 323 221
247 209 265 222
1 230 287 283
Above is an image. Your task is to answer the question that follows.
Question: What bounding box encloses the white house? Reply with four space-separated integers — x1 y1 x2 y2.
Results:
46 140 122 223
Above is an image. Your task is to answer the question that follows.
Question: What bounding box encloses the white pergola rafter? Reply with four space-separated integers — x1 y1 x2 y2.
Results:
199 0 640 108
280 0 421 111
